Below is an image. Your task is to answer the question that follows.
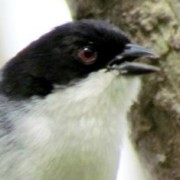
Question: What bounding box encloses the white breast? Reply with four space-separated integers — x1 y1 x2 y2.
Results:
9 70 141 180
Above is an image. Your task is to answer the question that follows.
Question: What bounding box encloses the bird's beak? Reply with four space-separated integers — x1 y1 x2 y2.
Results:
107 43 160 75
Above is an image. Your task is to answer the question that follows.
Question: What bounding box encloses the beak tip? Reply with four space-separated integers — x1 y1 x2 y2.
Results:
148 54 160 60
147 66 161 73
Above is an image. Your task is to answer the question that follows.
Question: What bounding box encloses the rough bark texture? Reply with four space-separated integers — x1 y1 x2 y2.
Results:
66 0 180 179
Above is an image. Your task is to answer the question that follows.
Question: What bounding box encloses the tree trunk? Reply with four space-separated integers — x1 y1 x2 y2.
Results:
66 0 180 180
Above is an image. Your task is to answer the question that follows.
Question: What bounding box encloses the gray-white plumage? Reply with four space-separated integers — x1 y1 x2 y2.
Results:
0 71 140 180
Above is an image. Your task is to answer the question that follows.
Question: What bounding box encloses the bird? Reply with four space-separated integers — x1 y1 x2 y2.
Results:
0 19 159 180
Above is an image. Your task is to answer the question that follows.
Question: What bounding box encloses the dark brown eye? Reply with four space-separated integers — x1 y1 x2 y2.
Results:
78 46 97 65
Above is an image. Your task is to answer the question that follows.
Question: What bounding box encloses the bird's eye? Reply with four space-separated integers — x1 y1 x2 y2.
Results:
78 46 97 65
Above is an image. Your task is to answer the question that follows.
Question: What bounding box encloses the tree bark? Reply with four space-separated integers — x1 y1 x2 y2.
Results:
67 0 180 179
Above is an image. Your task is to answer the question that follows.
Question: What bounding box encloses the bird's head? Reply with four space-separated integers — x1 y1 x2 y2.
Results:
1 20 159 98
